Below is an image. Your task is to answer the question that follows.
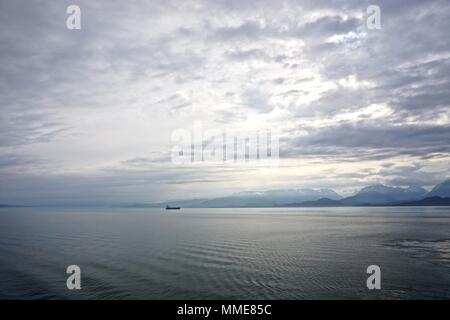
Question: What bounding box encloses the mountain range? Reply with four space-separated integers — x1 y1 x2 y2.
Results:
135 179 450 208
2 180 449 208
130 188 342 208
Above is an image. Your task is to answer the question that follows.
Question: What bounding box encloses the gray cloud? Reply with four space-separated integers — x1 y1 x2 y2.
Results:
283 123 450 159
0 0 449 204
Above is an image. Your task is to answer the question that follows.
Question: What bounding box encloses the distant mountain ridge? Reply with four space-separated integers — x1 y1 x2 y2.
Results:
281 180 450 208
429 180 450 198
284 198 344 207
286 196 450 207
0 204 29 208
140 179 450 208
393 196 450 206
341 184 427 205
4 180 450 208
193 188 342 208
128 188 342 208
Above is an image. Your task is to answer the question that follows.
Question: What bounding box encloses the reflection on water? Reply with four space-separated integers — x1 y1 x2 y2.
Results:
0 207 449 299
386 238 450 267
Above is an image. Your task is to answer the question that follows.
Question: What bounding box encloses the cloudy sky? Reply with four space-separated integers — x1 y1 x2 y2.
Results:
0 0 449 205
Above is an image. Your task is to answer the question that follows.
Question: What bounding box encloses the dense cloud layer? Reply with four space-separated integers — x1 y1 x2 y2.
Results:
0 0 449 204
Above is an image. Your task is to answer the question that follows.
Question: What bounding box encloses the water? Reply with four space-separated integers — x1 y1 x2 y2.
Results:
0 207 449 299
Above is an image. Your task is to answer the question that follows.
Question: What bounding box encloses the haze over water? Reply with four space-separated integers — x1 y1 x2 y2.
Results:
0 207 449 299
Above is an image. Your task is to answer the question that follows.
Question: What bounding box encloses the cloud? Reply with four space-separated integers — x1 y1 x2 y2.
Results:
240 89 273 113
0 0 449 204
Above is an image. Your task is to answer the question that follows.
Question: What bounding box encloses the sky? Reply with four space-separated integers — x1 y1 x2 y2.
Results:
0 0 449 205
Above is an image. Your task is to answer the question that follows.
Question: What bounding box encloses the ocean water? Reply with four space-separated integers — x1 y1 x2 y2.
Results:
0 207 449 300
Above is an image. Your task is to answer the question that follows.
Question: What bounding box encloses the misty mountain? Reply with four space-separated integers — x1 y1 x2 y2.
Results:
393 196 450 206
130 180 450 208
147 189 343 208
428 180 450 198
286 195 450 207
340 184 427 205
283 198 344 207
192 189 342 208
127 198 207 208
0 204 28 208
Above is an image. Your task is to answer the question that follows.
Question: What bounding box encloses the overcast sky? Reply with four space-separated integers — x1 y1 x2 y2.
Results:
1 0 449 205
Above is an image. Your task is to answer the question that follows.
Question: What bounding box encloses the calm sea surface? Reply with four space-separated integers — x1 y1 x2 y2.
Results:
0 207 449 299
